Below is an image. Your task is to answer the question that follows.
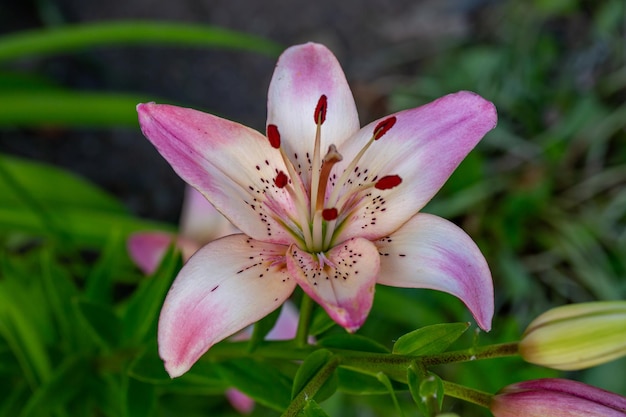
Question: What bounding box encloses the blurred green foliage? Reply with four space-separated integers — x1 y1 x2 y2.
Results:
0 0 625 416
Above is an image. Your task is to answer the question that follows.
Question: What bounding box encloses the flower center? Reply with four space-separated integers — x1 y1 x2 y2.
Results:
266 95 402 253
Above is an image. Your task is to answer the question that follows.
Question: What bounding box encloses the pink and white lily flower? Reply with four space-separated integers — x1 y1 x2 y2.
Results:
137 42 497 378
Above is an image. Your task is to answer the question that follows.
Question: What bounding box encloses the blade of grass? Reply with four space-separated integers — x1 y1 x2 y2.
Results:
0 21 282 63
0 91 152 127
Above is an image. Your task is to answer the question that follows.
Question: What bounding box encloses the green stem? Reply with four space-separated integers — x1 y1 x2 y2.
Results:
442 380 493 408
281 356 340 417
295 294 314 347
421 342 519 367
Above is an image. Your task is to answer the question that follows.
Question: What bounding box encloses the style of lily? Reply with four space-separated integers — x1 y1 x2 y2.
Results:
137 42 497 378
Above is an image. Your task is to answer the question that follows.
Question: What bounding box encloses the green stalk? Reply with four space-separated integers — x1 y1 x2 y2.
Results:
421 342 520 367
295 294 314 347
442 380 493 408
281 356 340 417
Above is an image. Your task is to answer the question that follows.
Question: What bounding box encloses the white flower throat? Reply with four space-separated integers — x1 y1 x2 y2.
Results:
265 95 401 253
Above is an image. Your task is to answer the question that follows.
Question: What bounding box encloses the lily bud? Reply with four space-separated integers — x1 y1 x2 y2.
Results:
491 378 626 417
519 301 626 370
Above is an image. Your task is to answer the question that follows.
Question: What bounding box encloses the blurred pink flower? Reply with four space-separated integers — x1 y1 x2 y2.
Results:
491 378 626 417
127 186 237 274
137 42 497 378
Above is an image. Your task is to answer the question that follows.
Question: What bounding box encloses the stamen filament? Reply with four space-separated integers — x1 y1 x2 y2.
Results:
312 210 324 252
309 122 323 220
322 218 338 249
326 134 377 209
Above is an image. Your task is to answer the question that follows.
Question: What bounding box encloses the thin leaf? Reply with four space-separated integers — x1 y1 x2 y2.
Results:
0 21 282 63
0 91 151 126
75 299 123 349
376 372 405 417
122 376 156 417
121 246 180 344
19 356 89 417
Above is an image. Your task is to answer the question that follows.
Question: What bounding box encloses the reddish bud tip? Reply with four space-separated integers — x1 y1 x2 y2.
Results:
375 175 402 190
274 171 289 188
267 124 281 148
322 207 338 221
373 116 396 140
314 95 327 125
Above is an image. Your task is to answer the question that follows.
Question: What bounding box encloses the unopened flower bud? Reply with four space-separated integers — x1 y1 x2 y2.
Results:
491 378 626 417
519 301 626 370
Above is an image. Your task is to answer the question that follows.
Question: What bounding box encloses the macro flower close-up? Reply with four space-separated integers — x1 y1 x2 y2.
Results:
137 42 497 378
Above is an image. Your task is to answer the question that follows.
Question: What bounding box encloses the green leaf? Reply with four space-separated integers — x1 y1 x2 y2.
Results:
392 322 470 355
0 154 172 247
129 344 228 392
0 265 52 387
376 372 405 417
309 306 336 336
318 333 389 353
40 249 88 351
216 358 292 411
248 307 282 351
84 230 126 304
0 21 282 63
75 299 123 349
122 376 156 417
291 349 337 403
301 399 331 417
0 91 152 127
336 368 390 395
0 154 123 212
121 246 180 344
19 356 89 417
127 345 171 384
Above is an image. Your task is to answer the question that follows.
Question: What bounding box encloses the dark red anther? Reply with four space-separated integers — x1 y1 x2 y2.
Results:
314 95 327 125
267 124 281 148
274 171 289 188
322 207 338 221
373 116 396 140
375 175 402 190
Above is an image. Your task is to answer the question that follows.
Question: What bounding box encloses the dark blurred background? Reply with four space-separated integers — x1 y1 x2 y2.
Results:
0 0 497 223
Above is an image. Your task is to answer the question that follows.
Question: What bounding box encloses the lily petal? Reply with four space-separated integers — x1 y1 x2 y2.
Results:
286 237 379 332
225 388 255 414
137 103 300 245
335 91 497 242
267 42 360 189
179 186 239 243
158 234 296 377
127 232 173 275
375 213 493 331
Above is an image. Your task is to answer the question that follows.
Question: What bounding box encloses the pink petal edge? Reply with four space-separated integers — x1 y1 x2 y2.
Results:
376 213 494 331
335 91 497 243
267 42 360 191
158 234 296 377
